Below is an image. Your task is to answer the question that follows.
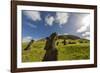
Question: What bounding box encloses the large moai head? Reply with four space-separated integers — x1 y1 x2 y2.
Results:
50 32 58 41
44 32 58 50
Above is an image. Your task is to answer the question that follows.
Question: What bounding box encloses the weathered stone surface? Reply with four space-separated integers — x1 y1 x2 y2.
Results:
43 32 58 61
24 40 34 50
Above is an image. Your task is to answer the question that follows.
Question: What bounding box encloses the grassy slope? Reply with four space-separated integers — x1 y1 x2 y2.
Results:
22 39 90 62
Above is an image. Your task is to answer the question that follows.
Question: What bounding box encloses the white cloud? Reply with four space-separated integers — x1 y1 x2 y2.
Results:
77 15 90 33
84 36 90 40
63 33 68 35
27 23 37 28
77 25 88 33
44 12 69 26
76 15 90 40
82 32 90 37
22 36 32 43
58 33 62 35
82 32 90 40
45 15 55 26
24 11 41 21
58 33 68 35
55 12 69 26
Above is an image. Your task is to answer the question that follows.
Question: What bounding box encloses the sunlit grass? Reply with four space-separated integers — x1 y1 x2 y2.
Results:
22 39 90 62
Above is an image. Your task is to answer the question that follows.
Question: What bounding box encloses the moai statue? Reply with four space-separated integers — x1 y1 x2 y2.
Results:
42 32 58 61
63 39 66 45
62 39 66 45
24 40 34 50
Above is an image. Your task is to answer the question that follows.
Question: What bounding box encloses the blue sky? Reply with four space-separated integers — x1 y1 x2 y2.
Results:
22 10 90 42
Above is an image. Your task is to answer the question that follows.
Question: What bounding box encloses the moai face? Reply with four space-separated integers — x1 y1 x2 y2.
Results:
50 32 58 41
44 32 58 50
44 37 50 50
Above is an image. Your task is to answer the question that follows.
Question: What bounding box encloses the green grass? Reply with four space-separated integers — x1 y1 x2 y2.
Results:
22 39 90 62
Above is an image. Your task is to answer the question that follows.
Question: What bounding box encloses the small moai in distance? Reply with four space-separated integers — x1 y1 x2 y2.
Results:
62 39 66 45
24 40 34 50
42 32 58 61
63 39 66 45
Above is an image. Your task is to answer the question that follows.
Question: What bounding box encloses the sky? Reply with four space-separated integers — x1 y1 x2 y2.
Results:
22 10 90 42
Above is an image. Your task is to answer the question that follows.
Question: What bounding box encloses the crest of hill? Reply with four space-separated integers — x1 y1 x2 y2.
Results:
58 35 80 40
38 35 80 41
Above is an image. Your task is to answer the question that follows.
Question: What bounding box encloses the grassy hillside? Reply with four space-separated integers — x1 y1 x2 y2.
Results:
22 37 90 62
58 35 80 40
56 39 90 60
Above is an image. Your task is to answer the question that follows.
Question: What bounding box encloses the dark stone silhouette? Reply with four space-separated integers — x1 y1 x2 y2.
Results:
42 32 58 61
24 40 34 50
63 39 66 45
62 39 66 45
56 42 59 46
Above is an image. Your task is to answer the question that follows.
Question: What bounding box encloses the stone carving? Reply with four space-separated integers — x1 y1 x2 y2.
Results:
24 40 34 50
42 32 58 61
